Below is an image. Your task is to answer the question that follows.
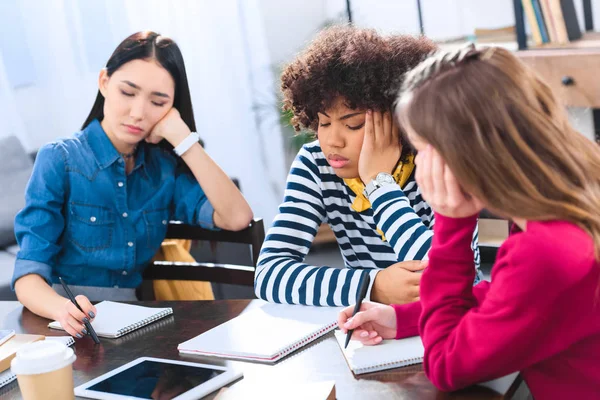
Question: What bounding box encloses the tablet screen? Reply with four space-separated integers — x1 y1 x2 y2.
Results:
87 360 224 399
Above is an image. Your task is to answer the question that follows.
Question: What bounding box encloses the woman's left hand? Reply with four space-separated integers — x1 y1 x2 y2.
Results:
146 108 191 146
415 145 484 218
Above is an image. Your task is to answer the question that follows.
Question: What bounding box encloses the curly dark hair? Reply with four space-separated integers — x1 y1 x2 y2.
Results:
281 25 437 152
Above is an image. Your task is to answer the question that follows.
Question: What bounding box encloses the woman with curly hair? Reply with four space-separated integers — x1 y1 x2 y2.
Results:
254 26 481 307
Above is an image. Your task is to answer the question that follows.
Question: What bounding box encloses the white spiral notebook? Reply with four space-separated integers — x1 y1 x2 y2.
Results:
334 330 424 374
48 301 173 338
335 331 520 394
178 301 342 363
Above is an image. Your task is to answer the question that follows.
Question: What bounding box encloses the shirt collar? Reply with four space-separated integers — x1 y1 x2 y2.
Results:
86 119 122 170
132 143 146 172
86 119 148 171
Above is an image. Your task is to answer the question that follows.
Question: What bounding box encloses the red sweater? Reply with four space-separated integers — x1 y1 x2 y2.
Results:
392 214 600 399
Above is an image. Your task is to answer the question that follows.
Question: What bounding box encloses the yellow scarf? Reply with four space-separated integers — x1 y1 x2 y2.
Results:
343 154 415 240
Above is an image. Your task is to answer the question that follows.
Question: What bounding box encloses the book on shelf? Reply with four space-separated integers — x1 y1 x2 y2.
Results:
522 0 581 46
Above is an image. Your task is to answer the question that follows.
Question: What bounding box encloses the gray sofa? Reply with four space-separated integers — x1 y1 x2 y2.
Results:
0 136 33 300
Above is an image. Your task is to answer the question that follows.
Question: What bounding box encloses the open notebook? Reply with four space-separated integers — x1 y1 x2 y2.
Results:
334 331 519 395
178 302 342 363
48 301 173 338
0 336 74 389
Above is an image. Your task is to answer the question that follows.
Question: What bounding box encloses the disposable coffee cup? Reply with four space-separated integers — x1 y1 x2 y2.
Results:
11 340 76 400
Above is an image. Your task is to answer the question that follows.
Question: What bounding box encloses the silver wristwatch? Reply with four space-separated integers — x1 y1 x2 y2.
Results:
363 172 395 199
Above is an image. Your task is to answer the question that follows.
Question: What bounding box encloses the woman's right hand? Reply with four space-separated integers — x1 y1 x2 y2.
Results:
371 260 426 305
338 301 397 345
55 295 96 338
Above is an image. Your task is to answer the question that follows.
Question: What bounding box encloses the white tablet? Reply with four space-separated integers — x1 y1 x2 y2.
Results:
74 357 242 400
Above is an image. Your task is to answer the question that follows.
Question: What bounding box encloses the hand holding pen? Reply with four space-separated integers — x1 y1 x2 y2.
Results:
338 272 398 346
343 272 370 349
57 277 100 343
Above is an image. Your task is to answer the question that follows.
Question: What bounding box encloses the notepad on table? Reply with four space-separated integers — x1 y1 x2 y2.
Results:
335 331 519 394
178 302 342 363
48 301 173 338
334 330 424 374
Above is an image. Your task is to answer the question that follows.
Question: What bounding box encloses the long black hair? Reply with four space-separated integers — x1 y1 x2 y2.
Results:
82 31 196 152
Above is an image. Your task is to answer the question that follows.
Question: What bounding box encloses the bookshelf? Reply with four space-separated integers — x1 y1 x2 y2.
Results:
514 0 600 143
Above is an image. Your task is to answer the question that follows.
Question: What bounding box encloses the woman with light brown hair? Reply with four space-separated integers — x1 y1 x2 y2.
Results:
338 45 600 398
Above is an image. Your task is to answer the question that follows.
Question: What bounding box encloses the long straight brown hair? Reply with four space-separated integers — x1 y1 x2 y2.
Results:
396 46 600 259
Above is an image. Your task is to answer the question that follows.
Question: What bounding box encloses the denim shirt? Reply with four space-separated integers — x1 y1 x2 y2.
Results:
12 119 215 289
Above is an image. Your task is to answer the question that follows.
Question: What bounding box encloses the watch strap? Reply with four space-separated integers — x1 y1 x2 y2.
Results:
173 132 200 157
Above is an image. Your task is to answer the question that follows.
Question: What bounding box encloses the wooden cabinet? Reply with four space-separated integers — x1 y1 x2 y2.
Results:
516 32 600 109
517 33 600 109
518 48 600 108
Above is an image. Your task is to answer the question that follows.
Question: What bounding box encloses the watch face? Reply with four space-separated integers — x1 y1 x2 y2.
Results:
377 173 395 184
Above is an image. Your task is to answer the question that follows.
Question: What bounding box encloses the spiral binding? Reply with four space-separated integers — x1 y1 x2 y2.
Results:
274 320 338 360
355 356 423 374
0 370 16 389
115 308 173 337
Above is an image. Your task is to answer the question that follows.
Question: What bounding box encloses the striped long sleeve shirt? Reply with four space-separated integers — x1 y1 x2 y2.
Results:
255 141 480 306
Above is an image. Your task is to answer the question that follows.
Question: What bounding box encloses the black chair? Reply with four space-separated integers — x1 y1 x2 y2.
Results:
142 218 264 290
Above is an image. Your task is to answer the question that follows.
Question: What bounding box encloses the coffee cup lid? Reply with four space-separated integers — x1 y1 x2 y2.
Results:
11 340 76 375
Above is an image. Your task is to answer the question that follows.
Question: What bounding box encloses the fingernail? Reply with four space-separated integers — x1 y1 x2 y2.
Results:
344 321 351 328
82 328 88 335
88 311 95 318
83 317 89 324
360 331 369 337
76 334 83 339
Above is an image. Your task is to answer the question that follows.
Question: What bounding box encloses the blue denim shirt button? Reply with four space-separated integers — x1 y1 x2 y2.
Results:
122 270 128 276
122 212 128 218
162 220 167 225
117 182 124 187
90 216 96 222
127 241 134 247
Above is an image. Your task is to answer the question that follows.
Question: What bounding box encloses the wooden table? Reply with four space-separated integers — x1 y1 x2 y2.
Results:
0 300 527 399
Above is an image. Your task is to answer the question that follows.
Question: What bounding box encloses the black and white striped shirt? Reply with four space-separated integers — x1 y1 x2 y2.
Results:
255 141 480 306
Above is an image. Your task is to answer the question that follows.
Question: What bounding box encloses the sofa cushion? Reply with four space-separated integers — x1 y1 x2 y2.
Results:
0 136 33 247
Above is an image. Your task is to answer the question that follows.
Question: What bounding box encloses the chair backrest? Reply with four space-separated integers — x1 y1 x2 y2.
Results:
164 218 265 267
142 218 265 287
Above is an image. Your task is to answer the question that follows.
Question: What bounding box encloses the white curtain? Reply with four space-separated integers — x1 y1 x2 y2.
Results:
0 0 286 228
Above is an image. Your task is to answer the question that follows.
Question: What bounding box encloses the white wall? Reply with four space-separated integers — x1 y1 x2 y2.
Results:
329 0 600 40
258 0 599 143
259 0 328 67
259 0 600 68
1 0 287 227
0 1 97 147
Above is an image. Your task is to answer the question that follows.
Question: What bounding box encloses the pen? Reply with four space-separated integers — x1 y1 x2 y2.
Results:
59 277 101 344
344 272 371 349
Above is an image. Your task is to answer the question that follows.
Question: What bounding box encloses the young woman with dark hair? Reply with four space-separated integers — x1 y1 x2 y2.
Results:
13 31 253 337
